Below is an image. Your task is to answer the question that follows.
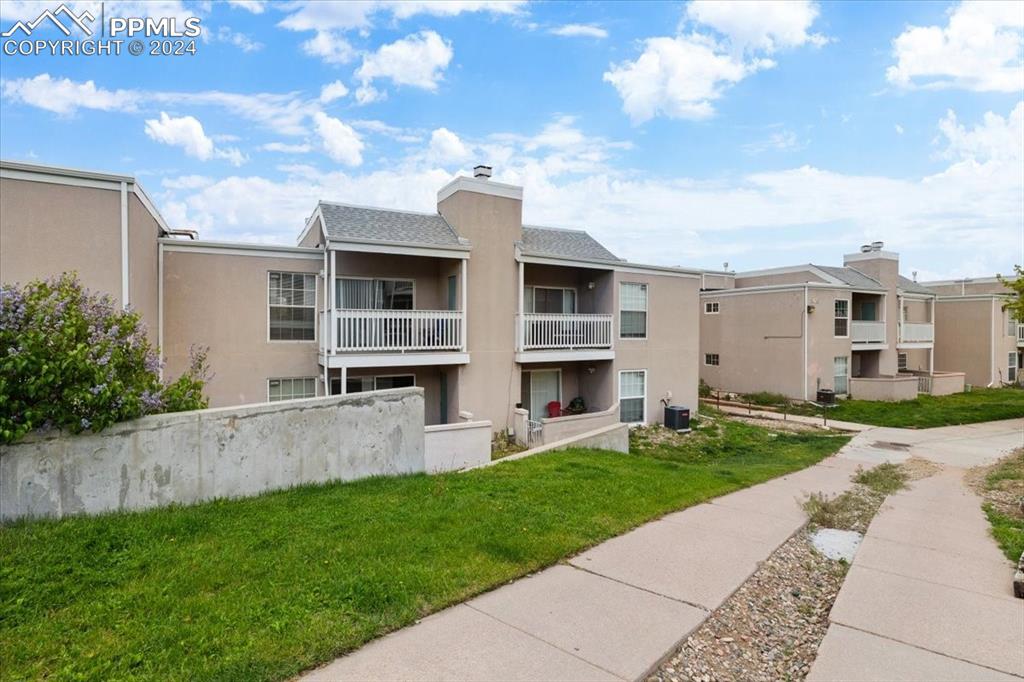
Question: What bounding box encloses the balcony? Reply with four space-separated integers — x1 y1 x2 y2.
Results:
515 312 614 362
899 322 934 346
320 309 468 368
851 320 886 346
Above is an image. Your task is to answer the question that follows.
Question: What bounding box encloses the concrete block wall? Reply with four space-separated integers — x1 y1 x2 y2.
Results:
424 420 493 473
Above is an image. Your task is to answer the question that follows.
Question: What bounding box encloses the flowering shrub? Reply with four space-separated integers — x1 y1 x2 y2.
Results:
0 274 209 444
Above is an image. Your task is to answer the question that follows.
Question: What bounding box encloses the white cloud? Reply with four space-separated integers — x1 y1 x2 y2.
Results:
278 0 524 32
895 124 904 135
886 1 1024 92
215 26 263 52
261 142 314 153
154 90 310 136
227 0 266 12
354 84 386 105
741 129 801 154
938 101 1023 163
550 24 608 39
387 1 525 19
161 175 214 190
604 35 771 123
351 119 422 142
685 0 828 53
356 30 454 92
1 74 136 115
319 80 350 103
214 147 249 167
144 112 215 159
429 127 472 163
301 30 356 64
312 112 364 166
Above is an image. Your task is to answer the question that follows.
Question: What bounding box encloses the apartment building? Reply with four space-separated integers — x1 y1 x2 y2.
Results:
1 160 701 439
921 276 1021 387
699 243 966 402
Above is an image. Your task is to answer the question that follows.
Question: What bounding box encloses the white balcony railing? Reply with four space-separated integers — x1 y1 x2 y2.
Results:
851 320 886 344
329 309 464 353
517 313 613 351
900 322 934 344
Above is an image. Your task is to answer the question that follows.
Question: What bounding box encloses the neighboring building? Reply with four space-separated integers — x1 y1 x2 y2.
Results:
699 242 966 401
1 161 702 440
920 276 1021 388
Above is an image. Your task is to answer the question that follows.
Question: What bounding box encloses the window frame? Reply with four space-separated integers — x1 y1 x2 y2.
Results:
267 376 318 402
1009 353 1018 383
833 355 849 395
267 271 317 343
1008 311 1017 338
335 276 417 310
619 282 649 340
897 352 908 372
342 373 417 394
524 285 578 314
522 368 563 420
834 298 850 338
704 301 720 314
618 368 648 425
704 353 720 366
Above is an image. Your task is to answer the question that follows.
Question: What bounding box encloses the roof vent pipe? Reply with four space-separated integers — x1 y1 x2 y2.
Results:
860 244 872 253
473 165 492 179
871 241 884 251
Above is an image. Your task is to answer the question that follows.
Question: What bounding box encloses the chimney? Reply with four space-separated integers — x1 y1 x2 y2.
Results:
473 165 492 179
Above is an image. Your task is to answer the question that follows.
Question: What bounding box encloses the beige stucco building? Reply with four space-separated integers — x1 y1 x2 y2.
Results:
921 277 1021 388
2 161 701 440
699 243 967 402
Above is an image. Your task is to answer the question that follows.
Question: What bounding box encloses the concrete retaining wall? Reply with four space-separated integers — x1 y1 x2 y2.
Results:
540 404 619 446
424 420 492 473
0 388 425 522
472 422 630 470
930 372 966 396
849 376 918 402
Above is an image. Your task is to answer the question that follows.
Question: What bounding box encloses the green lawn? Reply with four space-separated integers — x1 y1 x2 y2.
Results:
0 418 848 681
978 450 1024 562
789 387 1024 428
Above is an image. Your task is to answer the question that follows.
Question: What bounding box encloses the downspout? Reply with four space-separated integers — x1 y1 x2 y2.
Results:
803 285 809 401
157 241 164 381
989 297 997 387
120 181 129 309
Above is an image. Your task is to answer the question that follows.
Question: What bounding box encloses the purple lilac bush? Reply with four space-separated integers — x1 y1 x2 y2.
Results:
0 273 209 444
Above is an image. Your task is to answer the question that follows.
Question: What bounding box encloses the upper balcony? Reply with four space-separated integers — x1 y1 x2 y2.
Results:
899 321 934 346
851 320 886 346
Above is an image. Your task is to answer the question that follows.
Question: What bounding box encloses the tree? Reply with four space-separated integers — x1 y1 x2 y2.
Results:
998 265 1024 323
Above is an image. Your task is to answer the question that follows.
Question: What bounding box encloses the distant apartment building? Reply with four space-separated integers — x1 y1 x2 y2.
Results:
699 243 967 401
1 160 701 441
920 276 1021 388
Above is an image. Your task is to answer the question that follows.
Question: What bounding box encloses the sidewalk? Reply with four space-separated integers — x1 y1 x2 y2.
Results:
808 467 1023 681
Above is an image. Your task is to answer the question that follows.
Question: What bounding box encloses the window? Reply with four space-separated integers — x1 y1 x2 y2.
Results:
619 370 646 424
834 356 849 394
704 301 720 314
521 369 562 420
269 272 315 341
620 283 648 338
834 299 849 337
897 352 907 372
1008 312 1017 338
1009 353 1018 383
343 374 416 394
337 278 414 310
524 286 576 314
268 377 317 401
704 353 720 366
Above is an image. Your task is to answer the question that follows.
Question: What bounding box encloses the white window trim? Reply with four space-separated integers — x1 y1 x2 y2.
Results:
618 368 648 426
267 271 318 344
704 301 720 314
834 297 850 339
267 376 318 402
704 353 720 366
524 368 563 420
335 275 417 310
619 282 649 341
897 352 908 371
833 355 849 395
523 285 578 314
1009 353 1018 382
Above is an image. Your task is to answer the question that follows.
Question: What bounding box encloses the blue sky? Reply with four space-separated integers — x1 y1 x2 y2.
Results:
1 0 1021 279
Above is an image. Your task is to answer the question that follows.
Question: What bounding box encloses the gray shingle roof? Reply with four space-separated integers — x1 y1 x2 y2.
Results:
521 225 620 262
898 275 935 295
813 265 884 290
319 202 464 247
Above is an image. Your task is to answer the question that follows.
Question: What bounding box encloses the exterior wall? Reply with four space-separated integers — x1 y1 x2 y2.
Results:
540 404 618 444
933 298 997 386
162 246 322 407
925 279 1012 296
332 251 459 310
844 253 899 375
438 188 523 431
424 420 492 473
849 376 918 401
701 273 734 290
734 269 826 287
127 193 161 343
299 216 324 248
901 298 931 323
0 389 424 522
700 289 806 399
806 288 857 396
613 270 700 423
900 348 932 372
523 263 612 314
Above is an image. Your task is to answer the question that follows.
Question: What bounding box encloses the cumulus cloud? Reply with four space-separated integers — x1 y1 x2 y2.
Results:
278 0 524 33
886 1 1024 92
301 31 356 64
227 0 266 12
356 31 454 93
550 24 608 39
938 101 1023 162
214 26 263 52
312 111 364 166
320 80 350 103
1 74 136 115
428 127 472 163
261 142 314 153
143 112 247 166
685 0 829 53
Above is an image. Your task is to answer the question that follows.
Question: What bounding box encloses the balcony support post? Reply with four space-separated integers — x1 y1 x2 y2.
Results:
461 258 468 352
517 260 524 351
329 249 337 354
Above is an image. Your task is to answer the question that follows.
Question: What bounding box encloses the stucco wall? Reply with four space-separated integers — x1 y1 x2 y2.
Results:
540 403 619 445
127 193 161 344
934 298 997 386
424 420 492 473
734 270 826 287
162 246 322 407
930 372 966 396
848 376 918 401
0 389 425 522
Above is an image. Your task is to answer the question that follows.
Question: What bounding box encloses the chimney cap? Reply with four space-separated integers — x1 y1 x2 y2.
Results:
860 244 872 253
871 241 884 251
473 165 492 179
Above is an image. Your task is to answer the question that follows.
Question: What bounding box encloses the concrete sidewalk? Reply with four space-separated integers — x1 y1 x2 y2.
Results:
808 459 1024 680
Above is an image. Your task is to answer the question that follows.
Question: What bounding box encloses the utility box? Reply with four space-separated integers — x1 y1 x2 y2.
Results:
664 405 690 432
816 389 836 405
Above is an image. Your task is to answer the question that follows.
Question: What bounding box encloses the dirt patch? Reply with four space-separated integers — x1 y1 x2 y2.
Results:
900 456 943 482
725 415 827 434
965 449 1024 519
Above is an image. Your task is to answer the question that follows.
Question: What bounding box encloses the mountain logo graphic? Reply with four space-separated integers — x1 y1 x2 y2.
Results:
2 3 96 37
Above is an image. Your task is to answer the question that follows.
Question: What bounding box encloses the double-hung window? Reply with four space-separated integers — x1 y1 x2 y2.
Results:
269 272 316 341
619 370 647 424
268 377 317 401
834 299 849 337
1008 312 1017 338
620 283 648 339
337 278 414 310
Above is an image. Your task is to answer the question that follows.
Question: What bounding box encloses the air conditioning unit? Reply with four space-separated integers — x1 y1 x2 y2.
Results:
664 405 690 432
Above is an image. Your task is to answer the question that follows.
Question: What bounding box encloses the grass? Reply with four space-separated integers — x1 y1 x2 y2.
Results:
742 391 791 407
789 387 1024 428
853 462 909 495
0 417 849 681
974 450 1024 561
804 462 909 532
